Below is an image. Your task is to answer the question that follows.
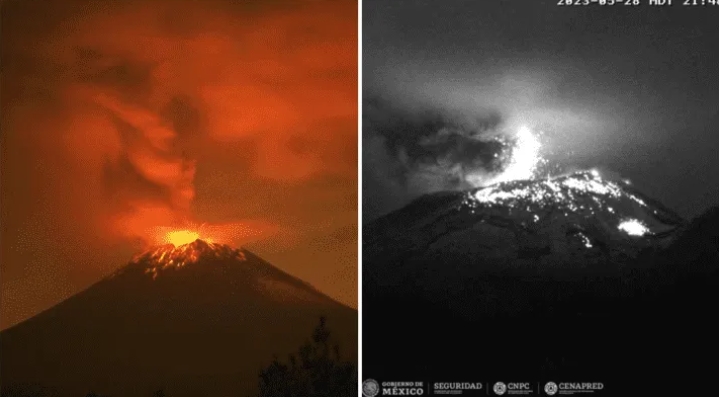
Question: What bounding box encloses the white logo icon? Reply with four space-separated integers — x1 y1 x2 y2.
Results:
544 382 558 395
363 379 380 397
493 382 507 395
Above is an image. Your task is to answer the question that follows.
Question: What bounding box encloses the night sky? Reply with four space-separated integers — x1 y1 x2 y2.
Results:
1 0 357 329
363 0 719 222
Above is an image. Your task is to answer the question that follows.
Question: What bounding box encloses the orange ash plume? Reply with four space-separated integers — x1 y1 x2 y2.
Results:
16 0 354 251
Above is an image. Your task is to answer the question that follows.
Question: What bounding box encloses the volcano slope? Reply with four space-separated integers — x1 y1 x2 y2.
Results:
1 240 357 397
363 171 718 394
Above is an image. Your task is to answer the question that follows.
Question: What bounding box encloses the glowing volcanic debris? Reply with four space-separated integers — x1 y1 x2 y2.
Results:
132 239 246 280
461 170 653 225
469 170 646 208
577 232 593 248
617 219 649 236
489 125 543 185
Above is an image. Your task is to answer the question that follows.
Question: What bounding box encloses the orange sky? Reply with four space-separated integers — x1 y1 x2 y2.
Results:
0 0 357 329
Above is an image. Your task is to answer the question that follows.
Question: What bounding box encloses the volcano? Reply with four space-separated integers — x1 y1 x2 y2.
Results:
365 170 687 290
363 171 718 395
1 240 357 397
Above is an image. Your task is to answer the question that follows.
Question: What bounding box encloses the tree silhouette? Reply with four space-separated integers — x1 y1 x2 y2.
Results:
258 316 356 397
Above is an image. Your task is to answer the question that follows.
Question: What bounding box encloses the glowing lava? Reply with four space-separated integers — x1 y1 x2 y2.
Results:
618 219 649 236
165 230 202 247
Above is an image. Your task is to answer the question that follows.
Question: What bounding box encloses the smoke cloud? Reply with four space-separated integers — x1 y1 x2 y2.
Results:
362 70 582 221
364 96 508 192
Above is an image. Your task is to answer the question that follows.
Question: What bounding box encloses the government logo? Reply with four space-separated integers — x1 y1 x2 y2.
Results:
493 382 507 395
363 379 380 397
544 382 557 396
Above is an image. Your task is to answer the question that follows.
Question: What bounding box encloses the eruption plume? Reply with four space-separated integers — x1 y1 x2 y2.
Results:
489 126 542 184
89 90 199 246
468 125 545 187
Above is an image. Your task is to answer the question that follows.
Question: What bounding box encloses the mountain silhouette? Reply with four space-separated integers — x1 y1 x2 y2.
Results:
1 240 357 397
363 171 717 396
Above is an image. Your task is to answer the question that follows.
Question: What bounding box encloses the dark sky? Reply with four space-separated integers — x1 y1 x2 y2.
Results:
1 0 357 329
363 0 719 222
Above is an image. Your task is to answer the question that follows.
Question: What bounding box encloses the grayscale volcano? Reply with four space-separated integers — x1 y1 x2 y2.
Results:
363 171 718 396
1 240 357 397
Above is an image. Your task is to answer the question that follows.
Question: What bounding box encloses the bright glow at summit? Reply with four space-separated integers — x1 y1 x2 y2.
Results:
490 125 542 185
165 230 203 247
461 125 661 238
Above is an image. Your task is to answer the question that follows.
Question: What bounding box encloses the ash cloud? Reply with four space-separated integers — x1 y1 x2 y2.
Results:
365 95 508 191
2 0 355 242
363 87 552 221
360 53 618 221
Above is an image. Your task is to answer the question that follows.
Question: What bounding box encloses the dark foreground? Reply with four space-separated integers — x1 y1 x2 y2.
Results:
363 207 719 396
